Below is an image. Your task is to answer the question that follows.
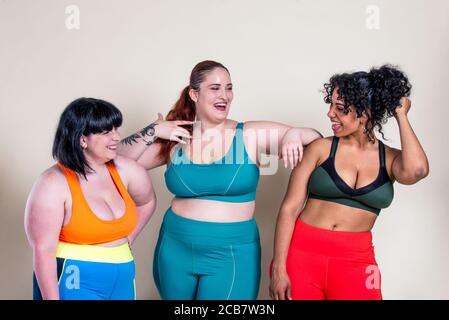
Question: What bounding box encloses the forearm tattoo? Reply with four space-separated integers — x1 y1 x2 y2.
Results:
121 122 158 146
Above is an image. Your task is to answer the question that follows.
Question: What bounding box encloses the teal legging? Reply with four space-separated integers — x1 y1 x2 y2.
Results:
153 207 261 300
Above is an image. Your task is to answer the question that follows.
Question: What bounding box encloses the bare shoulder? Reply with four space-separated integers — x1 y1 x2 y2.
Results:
30 165 69 201
25 165 67 237
307 136 332 149
113 155 148 183
241 120 254 128
113 155 146 174
239 120 260 140
241 120 280 130
240 119 288 139
305 136 333 153
37 165 67 189
303 136 333 165
114 155 140 169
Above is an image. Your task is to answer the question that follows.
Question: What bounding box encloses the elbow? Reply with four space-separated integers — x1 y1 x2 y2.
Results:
414 166 429 181
31 244 57 264
412 159 430 181
149 191 157 211
32 243 56 255
299 128 323 146
139 195 157 219
400 166 429 185
280 204 301 221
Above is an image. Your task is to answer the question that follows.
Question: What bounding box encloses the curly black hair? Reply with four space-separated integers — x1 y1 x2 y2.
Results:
323 64 412 141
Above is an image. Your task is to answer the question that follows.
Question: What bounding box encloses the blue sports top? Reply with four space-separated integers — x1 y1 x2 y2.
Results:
164 122 260 202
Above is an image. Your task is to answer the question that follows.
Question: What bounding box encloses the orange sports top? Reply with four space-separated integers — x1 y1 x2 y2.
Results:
57 161 138 245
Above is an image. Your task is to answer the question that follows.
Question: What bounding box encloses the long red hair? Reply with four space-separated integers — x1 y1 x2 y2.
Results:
158 60 230 162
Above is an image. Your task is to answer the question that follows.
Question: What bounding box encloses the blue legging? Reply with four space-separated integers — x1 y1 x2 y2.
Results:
153 207 261 300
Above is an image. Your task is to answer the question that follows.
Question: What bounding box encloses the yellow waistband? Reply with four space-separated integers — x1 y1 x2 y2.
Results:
56 242 133 263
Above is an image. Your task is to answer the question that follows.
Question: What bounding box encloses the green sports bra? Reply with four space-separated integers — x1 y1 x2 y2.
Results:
307 137 394 215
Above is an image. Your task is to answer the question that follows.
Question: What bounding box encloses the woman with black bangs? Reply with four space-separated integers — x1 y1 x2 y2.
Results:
269 65 429 300
24 97 157 300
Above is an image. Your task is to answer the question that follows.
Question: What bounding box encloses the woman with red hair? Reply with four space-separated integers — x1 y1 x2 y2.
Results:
119 60 321 300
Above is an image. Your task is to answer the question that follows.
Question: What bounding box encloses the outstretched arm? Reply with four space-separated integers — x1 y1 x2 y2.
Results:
244 121 322 169
118 113 192 166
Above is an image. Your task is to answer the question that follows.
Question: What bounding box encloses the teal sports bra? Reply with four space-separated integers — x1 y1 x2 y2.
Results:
164 122 260 203
307 136 394 215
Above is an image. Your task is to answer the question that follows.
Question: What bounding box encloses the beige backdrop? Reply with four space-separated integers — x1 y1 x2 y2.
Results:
1 0 448 299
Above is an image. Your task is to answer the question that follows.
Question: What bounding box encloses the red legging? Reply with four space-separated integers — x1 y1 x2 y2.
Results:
272 218 382 300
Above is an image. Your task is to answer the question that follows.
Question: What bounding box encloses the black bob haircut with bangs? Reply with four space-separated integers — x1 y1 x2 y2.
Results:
52 97 123 179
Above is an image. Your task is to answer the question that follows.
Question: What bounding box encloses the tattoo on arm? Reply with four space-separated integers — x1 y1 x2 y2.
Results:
121 123 158 146
121 133 140 146
140 123 158 146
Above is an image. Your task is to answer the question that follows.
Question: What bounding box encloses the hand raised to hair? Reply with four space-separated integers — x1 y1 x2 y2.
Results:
394 97 411 119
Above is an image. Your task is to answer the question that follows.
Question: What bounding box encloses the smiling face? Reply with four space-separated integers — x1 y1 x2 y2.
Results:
81 127 121 164
189 67 233 123
327 88 367 137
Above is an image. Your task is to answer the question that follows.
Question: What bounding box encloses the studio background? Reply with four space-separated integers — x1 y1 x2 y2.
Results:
1 0 448 299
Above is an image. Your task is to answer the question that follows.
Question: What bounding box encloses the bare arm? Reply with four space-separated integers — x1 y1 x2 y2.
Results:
270 139 323 300
115 157 157 245
244 121 322 169
279 127 323 168
391 98 429 184
117 114 193 167
118 121 160 161
135 142 166 170
24 168 66 300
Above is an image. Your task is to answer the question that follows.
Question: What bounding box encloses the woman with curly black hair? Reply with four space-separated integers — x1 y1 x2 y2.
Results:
269 65 429 300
